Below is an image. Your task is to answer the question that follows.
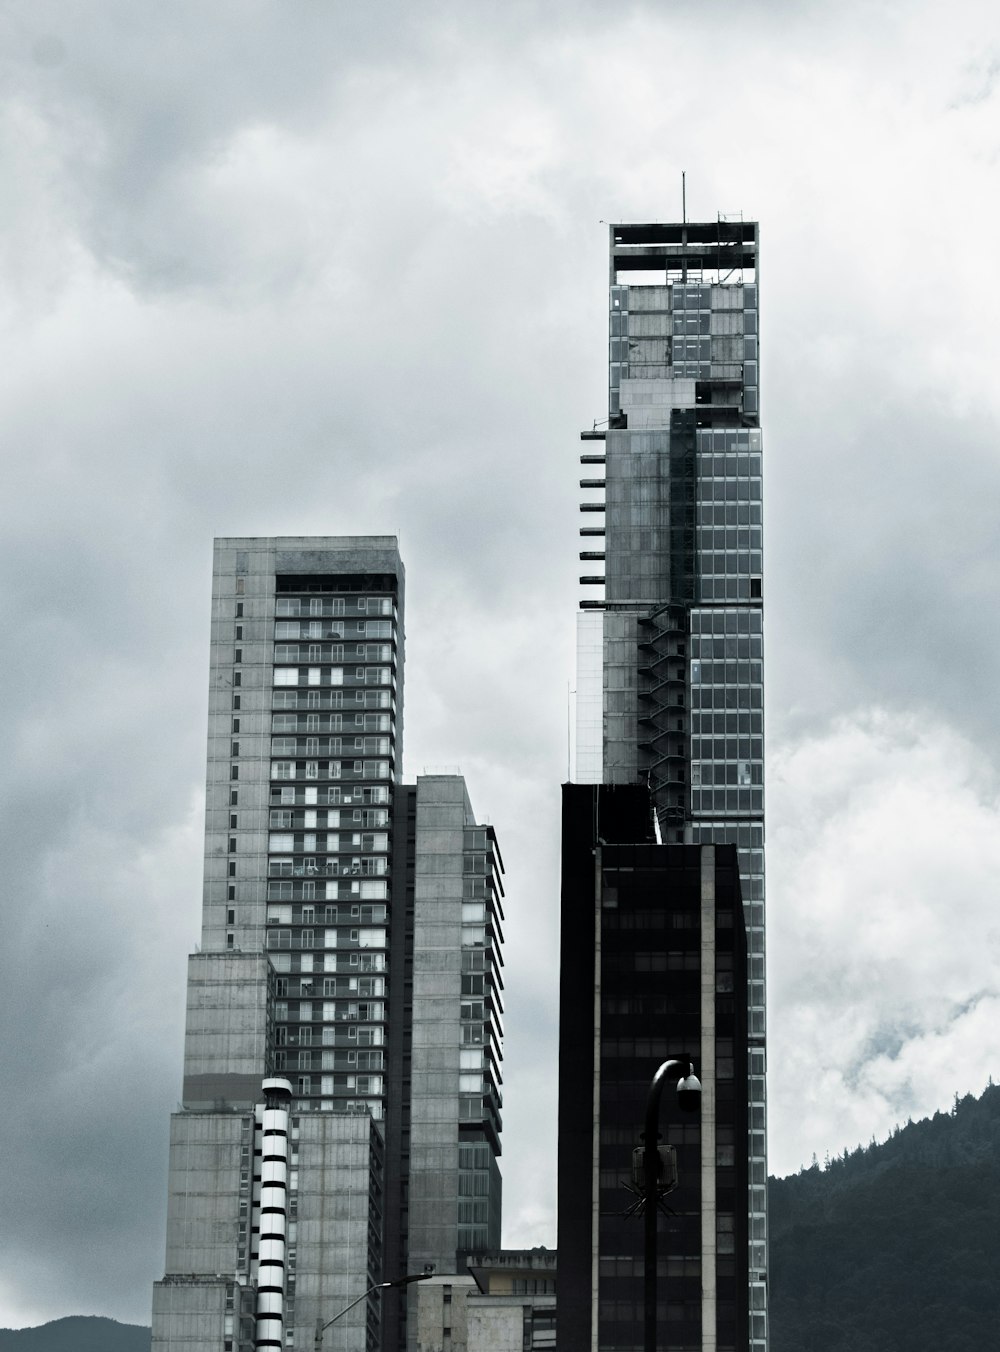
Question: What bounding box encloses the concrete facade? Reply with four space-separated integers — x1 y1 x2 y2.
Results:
292 1114 385 1352
181 952 272 1109
407 777 503 1279
408 778 471 1276
161 1112 247 1277
414 1276 476 1352
153 1278 253 1352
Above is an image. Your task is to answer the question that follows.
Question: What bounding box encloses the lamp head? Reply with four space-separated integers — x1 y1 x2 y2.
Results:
676 1071 702 1114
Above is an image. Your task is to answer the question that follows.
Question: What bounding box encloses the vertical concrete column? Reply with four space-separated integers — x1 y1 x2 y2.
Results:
700 847 718 1352
590 845 603 1352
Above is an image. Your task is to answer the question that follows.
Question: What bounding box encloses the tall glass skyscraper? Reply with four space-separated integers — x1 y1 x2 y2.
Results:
575 221 766 1351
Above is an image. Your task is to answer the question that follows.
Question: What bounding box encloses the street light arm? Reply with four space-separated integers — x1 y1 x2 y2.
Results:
643 1059 687 1154
315 1272 434 1351
318 1285 382 1339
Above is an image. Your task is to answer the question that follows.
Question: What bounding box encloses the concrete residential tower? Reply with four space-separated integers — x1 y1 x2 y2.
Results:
571 221 766 1348
152 538 504 1352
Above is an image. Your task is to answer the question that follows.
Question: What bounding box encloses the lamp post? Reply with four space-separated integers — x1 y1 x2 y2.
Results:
314 1270 434 1352
642 1058 701 1352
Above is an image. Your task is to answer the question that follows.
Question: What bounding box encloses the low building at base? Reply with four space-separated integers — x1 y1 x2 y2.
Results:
413 1250 556 1352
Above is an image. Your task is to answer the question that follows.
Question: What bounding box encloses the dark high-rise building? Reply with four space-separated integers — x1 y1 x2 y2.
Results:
572 219 766 1348
151 538 504 1352
557 783 748 1351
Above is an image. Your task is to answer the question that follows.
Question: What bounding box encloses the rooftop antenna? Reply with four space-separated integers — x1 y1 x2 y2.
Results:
681 171 688 282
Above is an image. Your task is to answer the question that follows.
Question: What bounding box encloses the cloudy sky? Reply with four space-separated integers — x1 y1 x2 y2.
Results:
3 0 1000 1329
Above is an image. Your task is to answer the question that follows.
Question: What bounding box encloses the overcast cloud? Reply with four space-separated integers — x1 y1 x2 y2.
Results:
2 0 1000 1328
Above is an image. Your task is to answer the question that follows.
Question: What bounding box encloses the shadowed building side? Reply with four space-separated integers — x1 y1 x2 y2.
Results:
557 783 748 1351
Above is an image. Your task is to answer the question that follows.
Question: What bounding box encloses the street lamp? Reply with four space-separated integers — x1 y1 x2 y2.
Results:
314 1270 434 1352
642 1058 701 1352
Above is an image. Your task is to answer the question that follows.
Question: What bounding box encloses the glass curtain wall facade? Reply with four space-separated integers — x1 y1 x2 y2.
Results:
557 784 749 1352
576 221 767 1350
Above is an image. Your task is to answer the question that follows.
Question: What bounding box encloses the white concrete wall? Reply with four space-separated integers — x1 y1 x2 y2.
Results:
162 1114 247 1276
152 1278 229 1352
291 1113 384 1352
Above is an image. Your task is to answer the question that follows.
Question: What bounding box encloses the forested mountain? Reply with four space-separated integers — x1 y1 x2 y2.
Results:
769 1079 1000 1352
0 1317 149 1352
